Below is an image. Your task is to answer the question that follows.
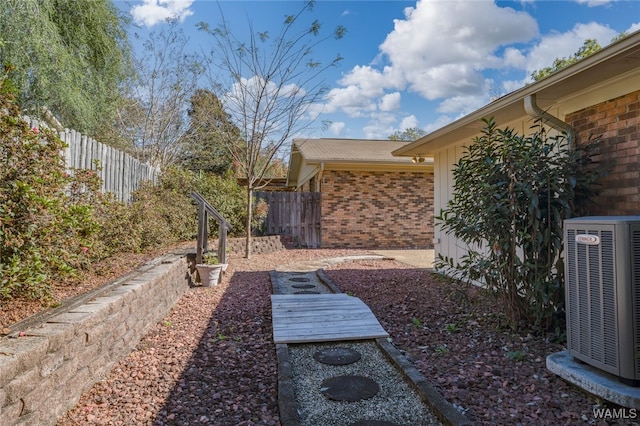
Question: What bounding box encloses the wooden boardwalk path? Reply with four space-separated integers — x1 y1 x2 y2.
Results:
271 294 389 344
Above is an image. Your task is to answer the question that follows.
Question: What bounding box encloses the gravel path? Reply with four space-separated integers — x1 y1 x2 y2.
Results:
288 340 441 425
271 265 445 426
58 249 367 426
58 248 620 425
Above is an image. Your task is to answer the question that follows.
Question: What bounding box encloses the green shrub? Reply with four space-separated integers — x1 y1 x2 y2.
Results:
436 118 601 331
132 167 247 241
0 79 99 299
0 74 248 300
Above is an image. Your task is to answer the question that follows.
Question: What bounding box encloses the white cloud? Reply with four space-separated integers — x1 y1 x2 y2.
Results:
422 114 457 134
575 0 618 7
524 22 618 79
502 79 527 94
362 112 399 139
502 47 528 68
338 65 402 98
131 0 194 27
379 92 401 112
329 121 345 136
436 94 488 115
323 85 377 117
321 0 539 127
627 22 640 33
379 0 538 99
319 0 635 139
400 115 418 131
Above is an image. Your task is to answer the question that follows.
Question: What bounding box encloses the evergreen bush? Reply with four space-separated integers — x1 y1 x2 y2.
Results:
436 118 601 332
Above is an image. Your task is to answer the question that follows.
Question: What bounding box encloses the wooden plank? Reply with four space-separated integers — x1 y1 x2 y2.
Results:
273 305 373 316
272 312 374 322
273 320 383 333
271 294 388 344
272 306 373 318
273 328 388 344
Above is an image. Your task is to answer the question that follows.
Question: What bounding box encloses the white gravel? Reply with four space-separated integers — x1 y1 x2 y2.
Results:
288 339 442 425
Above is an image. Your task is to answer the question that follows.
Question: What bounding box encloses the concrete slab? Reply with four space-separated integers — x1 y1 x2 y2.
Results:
547 350 640 409
371 250 434 269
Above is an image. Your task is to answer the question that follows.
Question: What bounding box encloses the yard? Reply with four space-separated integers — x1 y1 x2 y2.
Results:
32 247 620 425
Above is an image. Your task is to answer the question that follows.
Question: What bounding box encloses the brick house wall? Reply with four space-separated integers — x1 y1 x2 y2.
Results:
320 170 434 249
566 90 640 215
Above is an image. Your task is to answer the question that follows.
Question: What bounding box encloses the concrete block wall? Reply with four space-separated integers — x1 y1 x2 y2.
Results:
567 90 640 215
225 235 293 256
0 253 189 426
321 170 434 249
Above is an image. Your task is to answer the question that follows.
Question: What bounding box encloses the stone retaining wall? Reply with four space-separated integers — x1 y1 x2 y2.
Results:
0 253 189 425
227 235 293 255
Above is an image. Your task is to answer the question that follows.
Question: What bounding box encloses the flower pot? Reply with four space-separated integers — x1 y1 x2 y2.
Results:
195 264 226 287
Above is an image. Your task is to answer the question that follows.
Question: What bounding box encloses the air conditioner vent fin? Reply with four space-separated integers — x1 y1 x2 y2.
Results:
631 227 640 374
600 231 617 369
589 241 604 362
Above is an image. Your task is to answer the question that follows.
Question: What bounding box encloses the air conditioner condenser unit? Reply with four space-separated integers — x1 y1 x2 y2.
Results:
564 216 640 386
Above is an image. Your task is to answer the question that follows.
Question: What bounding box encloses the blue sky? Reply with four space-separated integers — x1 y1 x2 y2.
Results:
115 0 640 140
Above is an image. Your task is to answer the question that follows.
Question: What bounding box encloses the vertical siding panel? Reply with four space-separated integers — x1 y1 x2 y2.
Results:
433 150 443 260
452 144 466 267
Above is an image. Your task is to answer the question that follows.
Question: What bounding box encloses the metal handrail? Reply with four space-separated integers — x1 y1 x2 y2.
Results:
191 192 232 265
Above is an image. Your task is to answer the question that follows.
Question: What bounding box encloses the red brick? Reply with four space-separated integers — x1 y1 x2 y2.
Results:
320 170 434 249
568 90 640 217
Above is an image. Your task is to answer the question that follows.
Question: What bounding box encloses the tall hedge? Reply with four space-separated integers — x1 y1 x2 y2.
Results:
436 118 601 331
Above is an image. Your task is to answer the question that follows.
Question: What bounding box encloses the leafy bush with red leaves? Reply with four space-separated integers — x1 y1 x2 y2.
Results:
0 76 99 299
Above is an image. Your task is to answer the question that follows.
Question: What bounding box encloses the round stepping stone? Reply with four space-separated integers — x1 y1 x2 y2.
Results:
291 284 315 289
288 277 310 282
294 290 320 294
349 421 399 426
320 375 380 402
313 347 362 365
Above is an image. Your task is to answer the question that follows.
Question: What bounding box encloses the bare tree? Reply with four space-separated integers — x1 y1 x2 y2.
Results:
199 1 345 258
117 21 203 168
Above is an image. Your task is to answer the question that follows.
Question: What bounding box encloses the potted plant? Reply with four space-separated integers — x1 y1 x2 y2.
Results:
195 253 227 287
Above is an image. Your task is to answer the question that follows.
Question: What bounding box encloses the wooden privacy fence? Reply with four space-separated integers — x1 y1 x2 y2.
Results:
256 191 321 248
24 116 160 203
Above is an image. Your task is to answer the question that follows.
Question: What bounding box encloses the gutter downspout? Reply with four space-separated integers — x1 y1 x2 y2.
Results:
524 94 574 148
